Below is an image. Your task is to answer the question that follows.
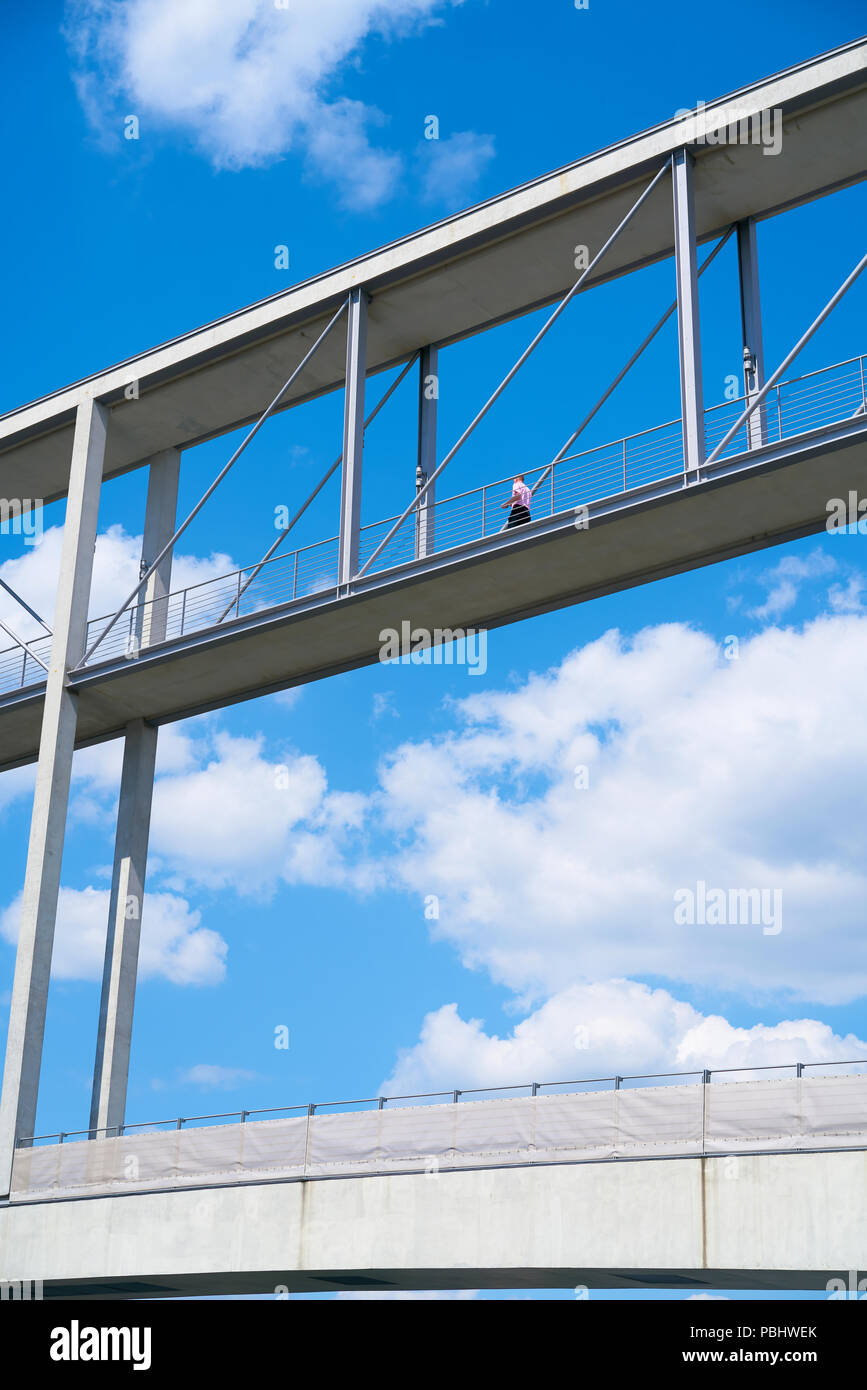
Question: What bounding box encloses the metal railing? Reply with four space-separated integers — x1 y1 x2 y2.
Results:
1 351 864 699
18 1056 867 1146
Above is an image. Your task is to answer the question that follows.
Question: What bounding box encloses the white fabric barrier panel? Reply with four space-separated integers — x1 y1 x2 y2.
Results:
10 1075 867 1201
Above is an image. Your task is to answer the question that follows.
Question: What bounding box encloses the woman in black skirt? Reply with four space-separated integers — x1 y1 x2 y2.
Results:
502 474 532 528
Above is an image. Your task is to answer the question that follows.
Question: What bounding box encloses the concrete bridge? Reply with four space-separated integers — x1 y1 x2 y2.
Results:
2 1073 866 1297
1 1147 864 1299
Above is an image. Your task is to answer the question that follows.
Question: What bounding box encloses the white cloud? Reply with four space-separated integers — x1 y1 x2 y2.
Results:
0 885 226 986
65 0 468 208
303 97 401 212
828 573 865 614
178 1063 259 1090
0 764 35 817
149 730 373 894
417 130 495 206
375 615 867 1004
371 691 398 721
381 981 867 1095
746 550 837 621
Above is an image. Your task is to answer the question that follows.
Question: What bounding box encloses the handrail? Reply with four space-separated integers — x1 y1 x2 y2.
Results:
18 1056 867 1145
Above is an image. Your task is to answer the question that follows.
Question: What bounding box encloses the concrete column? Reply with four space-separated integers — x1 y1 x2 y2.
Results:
90 451 180 1138
0 394 108 1196
138 449 180 651
89 719 158 1138
338 289 368 585
672 149 705 476
415 346 438 559
737 218 767 450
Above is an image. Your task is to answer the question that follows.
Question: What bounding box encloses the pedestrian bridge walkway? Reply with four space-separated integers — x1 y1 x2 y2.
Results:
1 349 864 698
11 1068 867 1204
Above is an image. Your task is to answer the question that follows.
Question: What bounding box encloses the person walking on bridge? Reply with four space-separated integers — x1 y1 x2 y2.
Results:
502 473 532 528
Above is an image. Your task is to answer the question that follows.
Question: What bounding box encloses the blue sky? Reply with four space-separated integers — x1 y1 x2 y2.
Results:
1 1 866 1300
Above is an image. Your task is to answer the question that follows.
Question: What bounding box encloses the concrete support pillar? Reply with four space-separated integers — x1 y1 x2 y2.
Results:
0 394 108 1196
737 218 767 450
338 289 368 585
672 149 705 476
90 451 180 1139
138 449 180 651
415 346 438 559
89 719 158 1138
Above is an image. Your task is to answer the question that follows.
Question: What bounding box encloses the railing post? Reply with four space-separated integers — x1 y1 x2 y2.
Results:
415 345 438 558
338 289 369 585
179 588 187 637
860 356 867 414
622 437 628 491
303 1103 315 1176
481 485 487 536
737 219 767 450
672 149 705 480
292 550 299 601
701 1069 711 1155
234 567 242 618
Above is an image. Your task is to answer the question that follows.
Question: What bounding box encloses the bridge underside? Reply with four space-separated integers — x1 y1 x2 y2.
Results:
1 1150 863 1299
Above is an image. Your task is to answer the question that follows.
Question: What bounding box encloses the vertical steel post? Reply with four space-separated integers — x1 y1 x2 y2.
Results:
90 450 180 1142
672 149 705 478
138 450 181 651
701 1068 711 1155
0 395 108 1196
415 345 438 558
737 219 767 450
303 1103 315 1176
338 289 369 585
